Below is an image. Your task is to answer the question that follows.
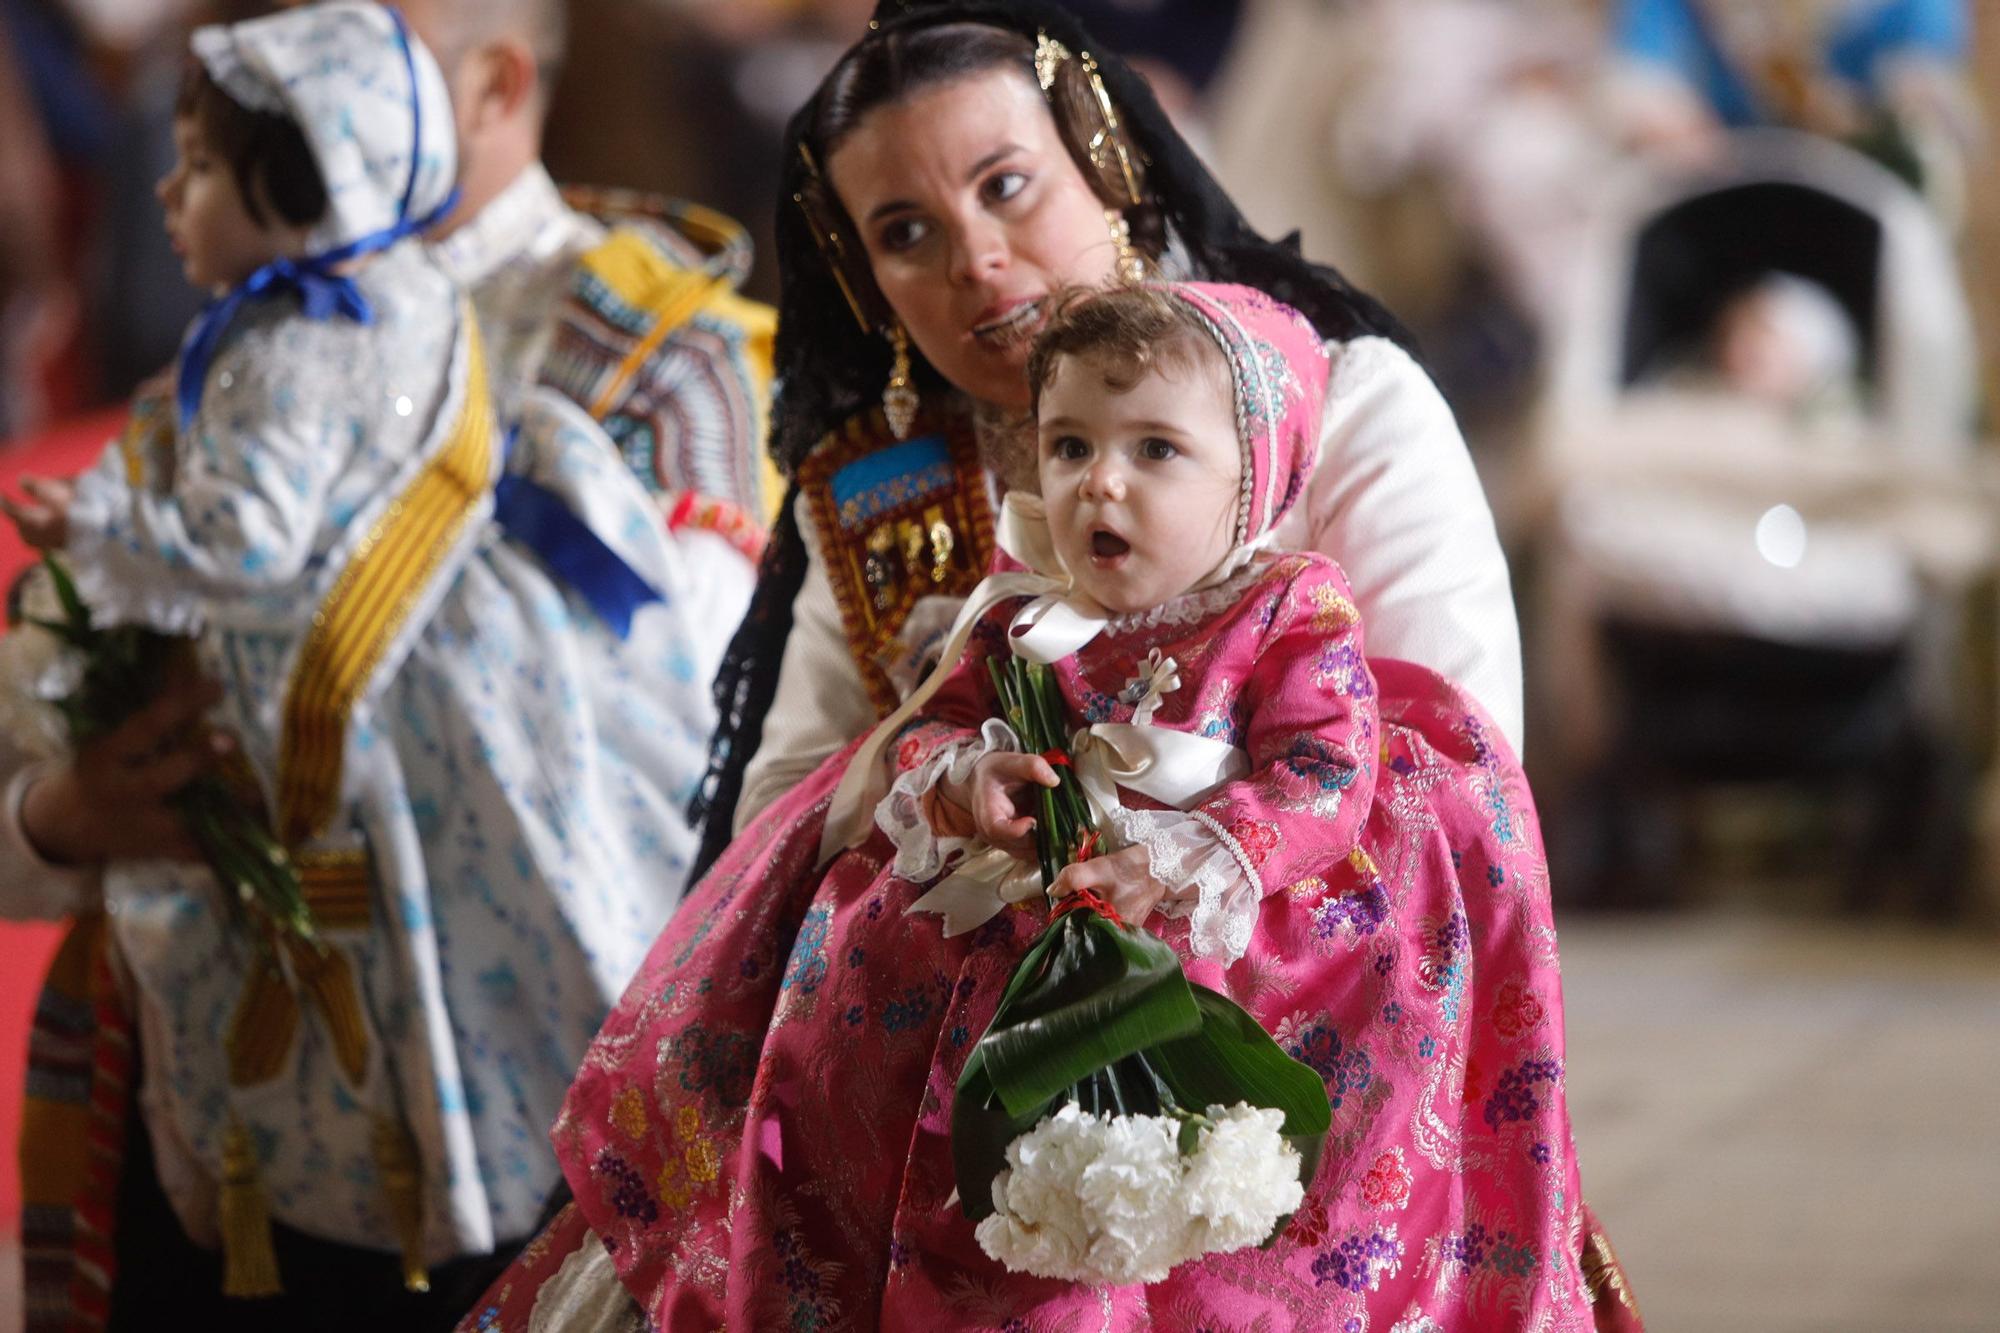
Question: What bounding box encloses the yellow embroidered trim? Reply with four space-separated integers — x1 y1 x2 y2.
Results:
116 397 172 489
798 404 994 716
277 318 495 846
226 956 299 1087
578 230 729 421
372 1114 431 1292
220 1117 282 1297
296 848 373 931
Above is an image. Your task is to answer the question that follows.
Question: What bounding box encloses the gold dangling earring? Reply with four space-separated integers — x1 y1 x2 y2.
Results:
883 323 919 439
1106 208 1145 283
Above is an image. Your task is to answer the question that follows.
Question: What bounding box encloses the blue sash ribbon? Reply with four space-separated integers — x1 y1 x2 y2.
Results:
492 446 664 639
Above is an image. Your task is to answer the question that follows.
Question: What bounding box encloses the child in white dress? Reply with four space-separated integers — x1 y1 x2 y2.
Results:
4 2 708 1308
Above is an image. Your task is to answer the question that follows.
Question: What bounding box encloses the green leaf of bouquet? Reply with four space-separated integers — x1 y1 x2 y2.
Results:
975 912 1201 1118
950 1056 1049 1222
39 556 88 629
1147 983 1332 1186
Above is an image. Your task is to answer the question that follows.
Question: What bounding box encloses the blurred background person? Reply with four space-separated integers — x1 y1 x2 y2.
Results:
1604 0 1978 221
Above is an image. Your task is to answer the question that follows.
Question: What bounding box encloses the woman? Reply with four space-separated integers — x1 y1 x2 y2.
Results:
457 3 1639 1328
693 0 1522 862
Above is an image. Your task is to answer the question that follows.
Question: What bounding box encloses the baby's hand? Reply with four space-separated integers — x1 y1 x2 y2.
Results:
1050 844 1169 925
941 751 1059 859
2 476 74 550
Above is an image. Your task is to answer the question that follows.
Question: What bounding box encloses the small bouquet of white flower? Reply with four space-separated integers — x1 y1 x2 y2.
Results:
953 658 1330 1284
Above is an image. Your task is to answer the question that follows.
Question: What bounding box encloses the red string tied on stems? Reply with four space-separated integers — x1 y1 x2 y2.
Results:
1049 885 1125 929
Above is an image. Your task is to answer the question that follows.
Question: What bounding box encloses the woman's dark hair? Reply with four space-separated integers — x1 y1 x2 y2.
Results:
175 61 328 230
812 21 1033 153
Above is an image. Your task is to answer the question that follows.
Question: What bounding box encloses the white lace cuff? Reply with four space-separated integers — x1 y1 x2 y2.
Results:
1105 806 1261 964
876 718 1022 880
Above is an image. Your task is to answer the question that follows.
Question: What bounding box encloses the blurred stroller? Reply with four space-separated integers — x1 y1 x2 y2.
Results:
1524 128 1992 914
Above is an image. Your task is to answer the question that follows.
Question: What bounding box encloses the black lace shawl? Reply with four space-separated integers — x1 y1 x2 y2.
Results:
687 0 1415 875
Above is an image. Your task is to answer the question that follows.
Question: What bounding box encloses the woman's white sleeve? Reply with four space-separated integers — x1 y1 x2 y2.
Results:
735 497 880 831
0 757 101 920
1281 336 1524 750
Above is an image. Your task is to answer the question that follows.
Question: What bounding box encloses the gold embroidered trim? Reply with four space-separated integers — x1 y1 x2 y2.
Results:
226 956 299 1088
286 937 370 1087
220 1118 282 1297
372 1113 431 1292
1582 1220 1641 1314
296 848 373 931
797 404 994 716
576 229 728 421
277 316 496 846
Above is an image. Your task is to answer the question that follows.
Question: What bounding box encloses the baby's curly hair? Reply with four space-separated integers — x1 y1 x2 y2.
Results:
1027 285 1228 413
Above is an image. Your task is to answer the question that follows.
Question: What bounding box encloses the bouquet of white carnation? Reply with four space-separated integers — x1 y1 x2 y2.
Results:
976 1101 1306 1283
952 659 1331 1285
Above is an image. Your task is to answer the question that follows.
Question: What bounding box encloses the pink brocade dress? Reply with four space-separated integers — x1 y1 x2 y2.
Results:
462 554 1643 1331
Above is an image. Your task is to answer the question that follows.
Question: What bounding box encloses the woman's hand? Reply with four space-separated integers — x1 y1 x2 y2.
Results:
940 751 1059 860
1050 843 1169 925
20 670 226 866
2 475 75 550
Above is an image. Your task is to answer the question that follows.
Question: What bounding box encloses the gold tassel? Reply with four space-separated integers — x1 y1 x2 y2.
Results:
372 1114 430 1293
227 957 298 1087
287 939 371 1086
220 1119 282 1298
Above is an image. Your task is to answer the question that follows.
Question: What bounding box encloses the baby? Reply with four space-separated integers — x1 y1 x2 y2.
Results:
515 280 1616 1328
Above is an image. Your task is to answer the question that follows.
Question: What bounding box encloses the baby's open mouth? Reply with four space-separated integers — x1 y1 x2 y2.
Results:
1090 530 1131 560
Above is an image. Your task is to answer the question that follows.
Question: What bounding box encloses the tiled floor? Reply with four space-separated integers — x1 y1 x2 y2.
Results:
1560 912 2000 1332
2 913 1993 1332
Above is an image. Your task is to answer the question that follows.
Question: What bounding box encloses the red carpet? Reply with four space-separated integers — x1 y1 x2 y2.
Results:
0 408 125 1237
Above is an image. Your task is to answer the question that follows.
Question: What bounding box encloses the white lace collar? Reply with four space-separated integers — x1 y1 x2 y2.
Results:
430 163 573 289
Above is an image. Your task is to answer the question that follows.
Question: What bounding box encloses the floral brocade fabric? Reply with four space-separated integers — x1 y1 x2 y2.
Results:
529 554 1616 1330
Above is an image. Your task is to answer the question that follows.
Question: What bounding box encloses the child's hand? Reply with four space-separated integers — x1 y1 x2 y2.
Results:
942 751 1060 859
2 476 75 550
1050 844 1169 925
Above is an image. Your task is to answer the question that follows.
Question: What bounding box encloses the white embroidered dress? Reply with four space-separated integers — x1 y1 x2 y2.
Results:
63 239 709 1261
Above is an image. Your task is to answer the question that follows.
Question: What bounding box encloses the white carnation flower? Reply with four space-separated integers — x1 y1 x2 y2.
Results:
976 1099 1305 1285
976 1103 1103 1280
1074 1109 1185 1283
1180 1104 1305 1252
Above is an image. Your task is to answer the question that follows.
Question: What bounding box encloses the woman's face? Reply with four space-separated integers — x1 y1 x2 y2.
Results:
826 67 1123 414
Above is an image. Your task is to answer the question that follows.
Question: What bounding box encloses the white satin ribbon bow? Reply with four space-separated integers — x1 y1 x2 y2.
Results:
819 491 1105 863
818 492 1254 938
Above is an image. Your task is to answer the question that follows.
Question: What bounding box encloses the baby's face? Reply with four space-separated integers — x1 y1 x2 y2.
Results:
1715 291 1812 405
157 117 295 292
1037 350 1242 615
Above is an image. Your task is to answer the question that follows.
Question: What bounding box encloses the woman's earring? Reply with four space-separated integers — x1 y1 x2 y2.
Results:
1105 209 1145 283
883 323 919 439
